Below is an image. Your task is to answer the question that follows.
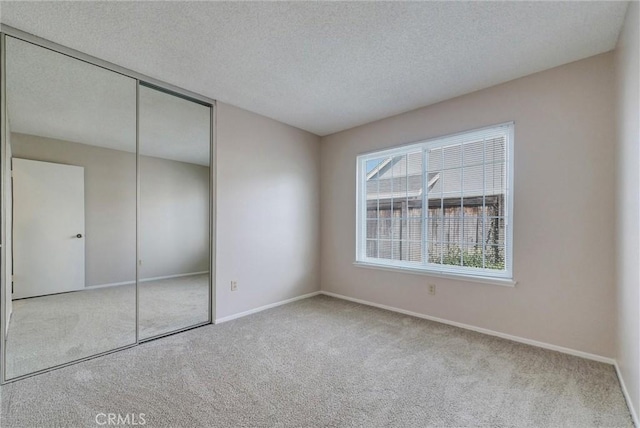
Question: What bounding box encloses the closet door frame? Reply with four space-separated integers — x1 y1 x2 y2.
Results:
137 81 214 343
0 25 217 384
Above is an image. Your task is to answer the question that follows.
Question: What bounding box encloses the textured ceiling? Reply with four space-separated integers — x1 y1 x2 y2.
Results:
0 1 629 136
6 36 210 166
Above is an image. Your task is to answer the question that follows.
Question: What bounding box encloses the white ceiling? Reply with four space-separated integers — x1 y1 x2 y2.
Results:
0 1 629 136
6 36 210 166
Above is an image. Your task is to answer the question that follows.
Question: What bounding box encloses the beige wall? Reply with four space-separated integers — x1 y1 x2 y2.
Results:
320 52 617 357
11 133 209 286
215 102 321 319
140 155 209 279
615 0 639 418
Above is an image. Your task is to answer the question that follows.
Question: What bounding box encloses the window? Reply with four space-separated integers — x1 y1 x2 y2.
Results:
356 123 514 281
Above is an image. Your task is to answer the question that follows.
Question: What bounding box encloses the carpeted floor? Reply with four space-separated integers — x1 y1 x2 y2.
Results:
5 274 209 379
0 295 633 427
139 274 210 340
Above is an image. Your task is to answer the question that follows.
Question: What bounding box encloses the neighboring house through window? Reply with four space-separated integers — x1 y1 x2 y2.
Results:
356 123 514 282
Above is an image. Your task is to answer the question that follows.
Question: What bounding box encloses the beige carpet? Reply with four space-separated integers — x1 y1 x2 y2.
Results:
139 274 210 340
5 274 209 379
0 295 632 427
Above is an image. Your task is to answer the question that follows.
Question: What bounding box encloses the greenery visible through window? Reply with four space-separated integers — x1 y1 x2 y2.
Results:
357 123 513 279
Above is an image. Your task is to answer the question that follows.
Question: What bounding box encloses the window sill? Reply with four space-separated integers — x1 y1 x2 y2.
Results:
353 261 517 287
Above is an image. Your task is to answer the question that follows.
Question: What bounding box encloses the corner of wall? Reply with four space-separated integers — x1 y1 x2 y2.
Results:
215 102 322 319
614 0 640 420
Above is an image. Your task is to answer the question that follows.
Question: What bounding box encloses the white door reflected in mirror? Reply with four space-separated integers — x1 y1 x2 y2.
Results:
12 158 85 299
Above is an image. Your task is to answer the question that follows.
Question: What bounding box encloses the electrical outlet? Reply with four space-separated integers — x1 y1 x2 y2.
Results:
428 284 436 295
231 280 238 292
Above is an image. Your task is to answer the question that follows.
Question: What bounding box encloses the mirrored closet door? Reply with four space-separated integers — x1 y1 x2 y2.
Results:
3 36 138 379
1 30 214 382
138 84 211 340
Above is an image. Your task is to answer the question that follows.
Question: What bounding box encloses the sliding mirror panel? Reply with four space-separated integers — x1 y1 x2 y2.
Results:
138 84 211 340
3 37 138 379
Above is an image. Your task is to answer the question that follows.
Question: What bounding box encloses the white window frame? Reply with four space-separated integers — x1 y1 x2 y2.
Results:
355 122 515 285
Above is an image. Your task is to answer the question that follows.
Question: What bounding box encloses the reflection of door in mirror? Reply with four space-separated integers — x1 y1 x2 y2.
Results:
13 159 85 299
139 85 211 340
4 36 137 379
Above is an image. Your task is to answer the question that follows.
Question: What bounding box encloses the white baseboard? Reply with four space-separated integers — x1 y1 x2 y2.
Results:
87 280 136 289
319 291 615 365
141 271 209 283
615 361 639 427
215 291 321 324
88 271 210 289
